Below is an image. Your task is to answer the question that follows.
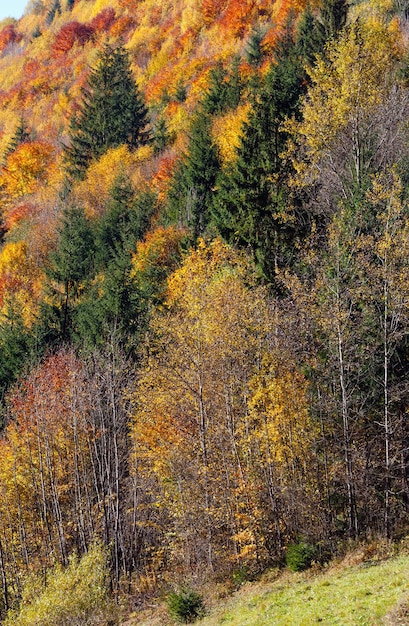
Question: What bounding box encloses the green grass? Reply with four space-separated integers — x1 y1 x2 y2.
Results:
198 555 409 626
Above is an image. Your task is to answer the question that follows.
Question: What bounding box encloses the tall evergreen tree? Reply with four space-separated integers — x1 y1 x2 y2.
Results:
43 205 95 344
0 304 34 415
2 117 30 163
167 111 220 239
202 57 243 116
74 182 156 350
212 35 308 283
245 26 266 67
65 44 150 181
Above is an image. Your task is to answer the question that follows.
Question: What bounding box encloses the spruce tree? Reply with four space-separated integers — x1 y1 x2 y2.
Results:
74 183 156 350
295 5 325 67
65 44 150 180
2 117 30 162
245 26 266 67
212 38 308 283
44 205 95 343
318 0 348 41
167 111 220 239
202 57 243 115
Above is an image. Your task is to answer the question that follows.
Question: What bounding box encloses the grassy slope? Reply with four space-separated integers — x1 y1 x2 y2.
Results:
134 552 409 626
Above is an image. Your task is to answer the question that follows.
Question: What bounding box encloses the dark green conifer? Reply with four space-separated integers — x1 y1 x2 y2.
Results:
174 80 187 103
3 117 30 162
0 304 33 413
245 26 266 67
74 183 156 350
167 112 220 239
153 115 171 154
295 5 325 67
65 44 150 181
212 36 308 283
202 57 243 115
318 0 348 41
45 205 95 343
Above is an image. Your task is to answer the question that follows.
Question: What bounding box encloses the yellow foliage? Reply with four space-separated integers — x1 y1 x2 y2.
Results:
73 145 136 218
181 0 203 33
5 542 112 626
131 225 185 279
211 103 251 165
248 357 316 470
291 20 399 185
0 141 55 200
0 240 44 325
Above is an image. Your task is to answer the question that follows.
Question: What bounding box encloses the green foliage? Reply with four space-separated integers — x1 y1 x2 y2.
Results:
74 184 156 350
212 33 309 283
174 80 187 103
153 115 172 154
318 0 348 42
5 542 114 626
202 57 243 115
167 588 206 624
94 179 155 270
43 205 95 344
3 118 31 163
245 27 266 67
65 44 150 181
295 6 325 68
285 541 316 572
0 305 34 411
168 112 220 239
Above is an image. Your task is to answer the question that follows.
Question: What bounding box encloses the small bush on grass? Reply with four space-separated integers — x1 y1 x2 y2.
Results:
286 541 316 572
167 587 206 623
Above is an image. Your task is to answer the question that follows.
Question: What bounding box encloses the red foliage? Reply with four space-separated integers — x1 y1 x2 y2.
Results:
23 59 40 78
52 21 94 56
0 24 22 52
9 352 79 430
90 8 116 33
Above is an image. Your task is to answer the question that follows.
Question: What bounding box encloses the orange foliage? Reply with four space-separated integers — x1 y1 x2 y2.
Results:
219 0 257 37
0 24 22 53
131 225 186 280
201 0 229 25
23 58 40 78
2 201 36 232
52 21 94 57
0 240 44 324
109 15 135 38
151 152 178 201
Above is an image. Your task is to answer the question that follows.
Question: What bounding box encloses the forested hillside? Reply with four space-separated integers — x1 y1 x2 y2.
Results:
0 0 409 622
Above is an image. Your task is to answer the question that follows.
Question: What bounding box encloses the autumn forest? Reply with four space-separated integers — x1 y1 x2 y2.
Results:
0 0 408 623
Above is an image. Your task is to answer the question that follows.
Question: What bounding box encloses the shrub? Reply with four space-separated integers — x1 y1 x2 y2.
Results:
5 542 115 625
286 541 316 572
167 587 206 623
